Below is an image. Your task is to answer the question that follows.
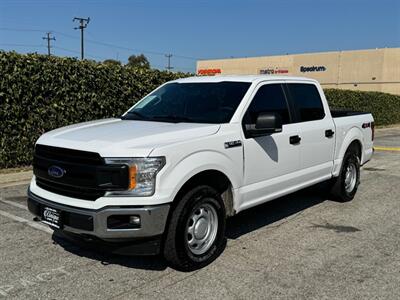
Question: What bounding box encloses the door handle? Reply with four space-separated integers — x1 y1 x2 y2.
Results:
325 129 335 138
289 135 301 145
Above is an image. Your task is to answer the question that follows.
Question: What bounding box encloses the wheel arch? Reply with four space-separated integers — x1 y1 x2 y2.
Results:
171 169 236 217
347 139 362 160
159 150 242 217
333 127 364 176
335 139 362 176
338 127 364 160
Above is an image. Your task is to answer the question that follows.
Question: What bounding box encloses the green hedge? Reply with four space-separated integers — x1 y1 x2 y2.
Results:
324 88 400 126
0 51 189 168
1 50 399 168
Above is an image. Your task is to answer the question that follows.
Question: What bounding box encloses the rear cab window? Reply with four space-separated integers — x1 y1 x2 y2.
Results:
286 83 325 122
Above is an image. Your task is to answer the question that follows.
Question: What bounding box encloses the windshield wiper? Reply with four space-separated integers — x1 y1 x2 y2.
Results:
121 111 149 120
151 115 195 123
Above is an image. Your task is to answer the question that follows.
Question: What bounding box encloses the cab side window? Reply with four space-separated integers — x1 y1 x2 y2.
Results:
245 83 291 124
287 83 325 122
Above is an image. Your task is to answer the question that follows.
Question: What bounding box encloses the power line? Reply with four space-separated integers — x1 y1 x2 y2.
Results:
90 38 200 60
73 17 90 60
0 43 45 48
0 27 47 33
0 43 193 71
52 46 79 53
86 38 166 56
50 31 78 40
0 27 201 60
0 26 201 70
42 32 56 56
85 37 200 60
53 46 107 60
51 30 200 60
0 42 104 60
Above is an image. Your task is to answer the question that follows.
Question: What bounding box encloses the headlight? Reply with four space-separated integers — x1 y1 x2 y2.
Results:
104 157 165 196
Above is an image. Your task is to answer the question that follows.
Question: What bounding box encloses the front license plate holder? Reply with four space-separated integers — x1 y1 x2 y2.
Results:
41 206 63 229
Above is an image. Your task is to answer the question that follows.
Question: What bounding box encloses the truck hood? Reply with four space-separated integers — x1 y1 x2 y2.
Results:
36 118 221 157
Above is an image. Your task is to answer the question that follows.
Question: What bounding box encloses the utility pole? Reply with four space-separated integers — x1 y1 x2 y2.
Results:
42 32 55 56
73 17 90 60
165 54 173 71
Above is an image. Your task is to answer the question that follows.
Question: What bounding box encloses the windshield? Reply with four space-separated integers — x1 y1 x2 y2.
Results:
122 81 251 123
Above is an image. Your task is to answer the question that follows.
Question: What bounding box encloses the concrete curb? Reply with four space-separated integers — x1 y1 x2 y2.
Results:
0 170 32 188
376 124 400 132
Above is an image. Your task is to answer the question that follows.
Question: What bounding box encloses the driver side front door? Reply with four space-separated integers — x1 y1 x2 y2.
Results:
239 82 301 211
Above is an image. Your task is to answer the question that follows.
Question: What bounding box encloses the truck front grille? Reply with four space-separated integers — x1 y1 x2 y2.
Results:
33 144 128 201
36 178 105 200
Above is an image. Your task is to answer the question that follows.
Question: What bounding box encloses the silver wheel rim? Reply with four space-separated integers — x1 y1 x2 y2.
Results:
186 202 218 255
344 163 357 193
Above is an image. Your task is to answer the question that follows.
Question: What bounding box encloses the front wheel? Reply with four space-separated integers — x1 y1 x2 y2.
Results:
330 149 361 202
163 185 226 271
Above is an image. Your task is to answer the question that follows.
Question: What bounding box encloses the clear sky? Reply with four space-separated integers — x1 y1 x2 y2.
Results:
0 0 399 72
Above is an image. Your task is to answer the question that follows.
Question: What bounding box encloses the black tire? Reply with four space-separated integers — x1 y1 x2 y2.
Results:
163 185 226 271
330 148 361 202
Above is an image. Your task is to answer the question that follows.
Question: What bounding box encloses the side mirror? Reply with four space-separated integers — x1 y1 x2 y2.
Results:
245 112 283 137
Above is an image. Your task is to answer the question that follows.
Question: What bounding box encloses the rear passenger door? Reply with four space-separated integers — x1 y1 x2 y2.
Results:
285 82 335 183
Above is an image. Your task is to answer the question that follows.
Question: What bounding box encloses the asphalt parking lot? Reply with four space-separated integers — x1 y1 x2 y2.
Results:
0 127 399 299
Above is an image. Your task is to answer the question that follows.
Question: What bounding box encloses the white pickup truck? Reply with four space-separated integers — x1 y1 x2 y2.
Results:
28 75 374 270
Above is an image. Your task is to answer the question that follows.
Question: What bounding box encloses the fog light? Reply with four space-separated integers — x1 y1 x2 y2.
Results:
129 215 141 226
107 215 141 229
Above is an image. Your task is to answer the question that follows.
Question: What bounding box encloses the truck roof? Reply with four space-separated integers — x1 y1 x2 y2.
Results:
172 75 318 84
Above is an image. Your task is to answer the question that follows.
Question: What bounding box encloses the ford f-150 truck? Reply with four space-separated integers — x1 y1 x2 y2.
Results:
28 75 374 271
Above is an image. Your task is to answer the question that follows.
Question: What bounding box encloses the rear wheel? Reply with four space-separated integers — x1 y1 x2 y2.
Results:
163 185 226 271
330 148 361 202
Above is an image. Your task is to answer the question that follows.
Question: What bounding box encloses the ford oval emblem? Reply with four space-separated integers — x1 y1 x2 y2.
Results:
48 165 65 178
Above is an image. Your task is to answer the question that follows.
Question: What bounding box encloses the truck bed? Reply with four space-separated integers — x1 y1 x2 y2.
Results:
331 110 374 168
331 110 370 118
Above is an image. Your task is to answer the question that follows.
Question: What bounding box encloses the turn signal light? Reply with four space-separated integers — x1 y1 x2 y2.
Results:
129 165 137 190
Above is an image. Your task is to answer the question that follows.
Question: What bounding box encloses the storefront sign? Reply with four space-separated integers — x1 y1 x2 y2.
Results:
300 66 326 72
260 68 289 75
197 68 222 76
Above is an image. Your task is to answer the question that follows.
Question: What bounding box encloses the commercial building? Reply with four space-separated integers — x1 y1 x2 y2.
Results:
196 48 400 95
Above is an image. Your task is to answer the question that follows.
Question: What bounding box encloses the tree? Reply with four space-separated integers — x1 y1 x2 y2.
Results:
103 59 122 66
127 54 150 69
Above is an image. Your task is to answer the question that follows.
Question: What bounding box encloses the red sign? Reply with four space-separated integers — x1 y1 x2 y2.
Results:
197 68 222 76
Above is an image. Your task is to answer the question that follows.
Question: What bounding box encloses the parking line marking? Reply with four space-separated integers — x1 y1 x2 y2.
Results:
374 146 400 152
0 210 52 234
0 199 27 210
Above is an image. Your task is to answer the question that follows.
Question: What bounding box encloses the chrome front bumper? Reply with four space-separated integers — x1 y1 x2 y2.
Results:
27 189 170 240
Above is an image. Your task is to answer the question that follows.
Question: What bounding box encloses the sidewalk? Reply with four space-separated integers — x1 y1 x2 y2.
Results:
0 169 32 188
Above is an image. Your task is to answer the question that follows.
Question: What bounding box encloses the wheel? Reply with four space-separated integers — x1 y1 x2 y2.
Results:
330 148 361 202
163 185 226 271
